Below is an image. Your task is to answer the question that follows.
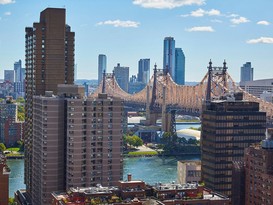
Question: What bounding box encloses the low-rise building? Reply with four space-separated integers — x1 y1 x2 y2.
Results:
177 160 201 184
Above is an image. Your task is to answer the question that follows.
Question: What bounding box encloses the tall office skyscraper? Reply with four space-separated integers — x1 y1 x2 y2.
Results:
98 54 107 85
240 62 253 82
114 63 129 92
175 48 185 85
4 70 15 83
138 58 150 84
14 60 23 82
24 8 74 200
163 37 175 79
201 93 266 197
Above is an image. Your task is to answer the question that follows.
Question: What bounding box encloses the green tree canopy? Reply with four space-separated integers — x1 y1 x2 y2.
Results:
125 135 143 148
0 143 6 152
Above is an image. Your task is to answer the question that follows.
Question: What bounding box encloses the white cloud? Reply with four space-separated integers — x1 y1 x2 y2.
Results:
211 19 222 23
186 26 214 32
257 21 270 26
0 0 15 5
230 16 250 24
4 11 11 16
181 8 220 17
247 37 273 44
132 0 205 9
96 20 140 28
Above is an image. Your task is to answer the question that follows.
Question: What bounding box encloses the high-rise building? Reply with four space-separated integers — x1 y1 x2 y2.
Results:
4 70 15 83
14 60 23 82
114 63 129 92
98 54 107 85
30 85 124 205
201 93 266 197
240 62 253 82
163 37 175 79
24 7 74 200
175 48 185 85
244 129 273 205
138 58 150 84
14 60 25 98
0 153 10 205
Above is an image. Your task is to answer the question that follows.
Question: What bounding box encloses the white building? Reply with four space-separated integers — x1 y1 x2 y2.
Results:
239 78 273 98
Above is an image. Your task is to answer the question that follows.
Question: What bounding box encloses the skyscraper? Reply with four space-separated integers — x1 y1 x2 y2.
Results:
98 54 107 85
14 60 23 82
201 93 266 197
138 58 150 84
175 48 185 85
240 62 253 82
24 8 74 200
4 70 15 83
163 37 175 79
114 63 129 92
14 60 25 98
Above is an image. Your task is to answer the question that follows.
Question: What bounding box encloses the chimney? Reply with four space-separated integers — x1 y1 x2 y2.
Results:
127 174 132 181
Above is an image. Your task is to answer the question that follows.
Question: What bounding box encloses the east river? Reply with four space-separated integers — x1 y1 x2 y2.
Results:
7 122 200 197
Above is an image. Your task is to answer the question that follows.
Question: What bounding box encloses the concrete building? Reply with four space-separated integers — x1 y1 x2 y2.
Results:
4 70 15 83
239 78 273 98
98 54 107 85
240 62 253 82
260 90 273 103
244 129 273 205
177 160 201 184
138 58 150 84
114 63 129 92
28 84 124 205
201 92 266 197
24 8 75 198
0 152 10 205
175 48 185 85
163 37 175 79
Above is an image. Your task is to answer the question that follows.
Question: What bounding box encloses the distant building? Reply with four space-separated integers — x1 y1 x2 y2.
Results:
175 48 185 85
4 70 15 83
163 37 175 79
138 59 150 84
14 60 24 82
260 91 273 103
114 63 129 92
240 62 253 82
177 160 201 184
98 54 107 85
128 82 146 94
0 152 10 205
239 78 273 98
245 129 273 205
201 93 266 197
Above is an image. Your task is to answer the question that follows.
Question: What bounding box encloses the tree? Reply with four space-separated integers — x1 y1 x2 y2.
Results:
16 97 25 103
0 143 6 152
125 135 143 148
17 105 25 121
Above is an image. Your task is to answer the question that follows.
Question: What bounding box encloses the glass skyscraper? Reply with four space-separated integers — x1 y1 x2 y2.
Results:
98 54 107 85
240 62 253 82
138 58 150 84
163 37 175 80
175 48 185 85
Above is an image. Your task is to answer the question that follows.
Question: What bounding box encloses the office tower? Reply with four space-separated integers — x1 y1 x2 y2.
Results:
114 63 129 92
14 60 23 82
98 54 107 85
14 60 25 98
231 161 245 205
30 85 124 205
0 153 10 205
138 58 150 84
240 62 253 82
245 129 273 205
25 7 74 200
163 37 175 79
175 48 185 85
4 70 15 83
201 93 266 197
0 97 24 146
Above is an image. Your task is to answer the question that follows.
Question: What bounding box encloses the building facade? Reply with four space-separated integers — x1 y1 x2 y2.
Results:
14 60 25 98
114 63 129 92
175 48 185 85
29 85 124 205
4 70 15 83
163 37 175 80
98 54 107 85
177 160 201 184
240 78 273 98
137 58 150 84
240 62 253 82
201 94 266 197
245 129 273 205
24 7 75 200
0 152 10 205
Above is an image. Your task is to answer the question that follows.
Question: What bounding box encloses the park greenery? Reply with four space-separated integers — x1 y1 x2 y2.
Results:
124 135 143 148
128 151 158 156
0 143 6 152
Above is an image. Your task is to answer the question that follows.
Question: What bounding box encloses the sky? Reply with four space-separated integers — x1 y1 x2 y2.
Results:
0 0 273 82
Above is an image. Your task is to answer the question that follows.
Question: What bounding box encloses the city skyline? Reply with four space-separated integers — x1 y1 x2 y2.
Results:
1 0 273 82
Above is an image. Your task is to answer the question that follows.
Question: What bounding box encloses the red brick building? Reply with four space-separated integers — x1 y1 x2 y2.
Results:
0 153 10 205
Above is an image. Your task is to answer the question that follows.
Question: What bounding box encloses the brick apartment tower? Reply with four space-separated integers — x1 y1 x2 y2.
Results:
201 94 266 197
0 153 10 205
245 129 273 204
24 7 74 201
31 85 123 205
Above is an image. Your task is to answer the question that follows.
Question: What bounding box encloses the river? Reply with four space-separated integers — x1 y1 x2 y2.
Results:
7 122 201 197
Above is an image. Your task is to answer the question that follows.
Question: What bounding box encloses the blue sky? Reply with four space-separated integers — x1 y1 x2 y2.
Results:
0 0 273 82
